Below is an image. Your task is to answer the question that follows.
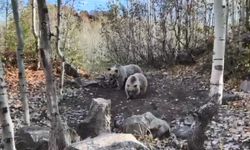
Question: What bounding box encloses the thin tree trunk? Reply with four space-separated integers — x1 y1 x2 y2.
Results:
56 0 65 96
232 0 235 27
225 0 229 43
0 60 16 150
203 0 207 38
225 0 229 62
185 0 189 50
231 0 235 41
147 0 154 64
37 0 69 149
176 0 181 50
11 0 30 126
5 0 9 49
242 0 247 26
31 0 41 70
208 2 214 35
209 0 226 104
246 0 250 31
238 0 243 51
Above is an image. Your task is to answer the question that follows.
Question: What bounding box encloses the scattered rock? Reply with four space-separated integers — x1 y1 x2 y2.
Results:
6 67 249 149
77 98 111 139
123 112 171 138
65 133 148 150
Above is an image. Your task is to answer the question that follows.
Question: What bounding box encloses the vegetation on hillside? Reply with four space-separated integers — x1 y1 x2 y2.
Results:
1 0 250 79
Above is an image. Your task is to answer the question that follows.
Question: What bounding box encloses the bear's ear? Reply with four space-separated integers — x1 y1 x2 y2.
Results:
107 68 111 71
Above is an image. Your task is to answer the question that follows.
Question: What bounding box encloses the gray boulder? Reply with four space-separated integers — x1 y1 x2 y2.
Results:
15 126 50 150
77 98 111 139
240 80 250 93
123 112 171 138
65 133 148 150
241 138 250 149
15 126 80 150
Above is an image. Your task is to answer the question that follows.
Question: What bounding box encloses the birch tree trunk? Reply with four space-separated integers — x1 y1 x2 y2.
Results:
5 0 9 49
187 3 226 149
0 60 16 150
11 0 30 126
37 0 69 149
209 0 226 104
31 0 41 70
56 0 65 96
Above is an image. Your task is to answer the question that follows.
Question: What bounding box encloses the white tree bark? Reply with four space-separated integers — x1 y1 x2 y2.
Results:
11 0 30 126
37 0 69 149
0 60 16 150
56 0 65 96
186 2 226 145
31 0 41 69
209 0 226 104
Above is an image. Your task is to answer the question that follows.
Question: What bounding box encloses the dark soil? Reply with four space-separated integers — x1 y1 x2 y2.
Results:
5 67 250 149
60 72 210 130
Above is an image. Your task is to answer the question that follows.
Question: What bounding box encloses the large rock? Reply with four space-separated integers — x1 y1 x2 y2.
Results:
175 52 195 65
123 112 171 138
65 133 148 150
172 115 195 139
240 80 250 93
15 126 80 150
241 138 250 149
77 98 111 139
173 126 193 139
65 63 80 78
65 127 81 143
15 126 50 150
222 92 242 105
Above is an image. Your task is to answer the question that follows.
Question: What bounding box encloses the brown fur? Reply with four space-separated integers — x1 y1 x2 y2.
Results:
107 64 143 89
125 73 148 99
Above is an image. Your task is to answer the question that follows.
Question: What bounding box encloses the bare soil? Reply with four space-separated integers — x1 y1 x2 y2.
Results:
5 66 250 149
60 72 210 129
